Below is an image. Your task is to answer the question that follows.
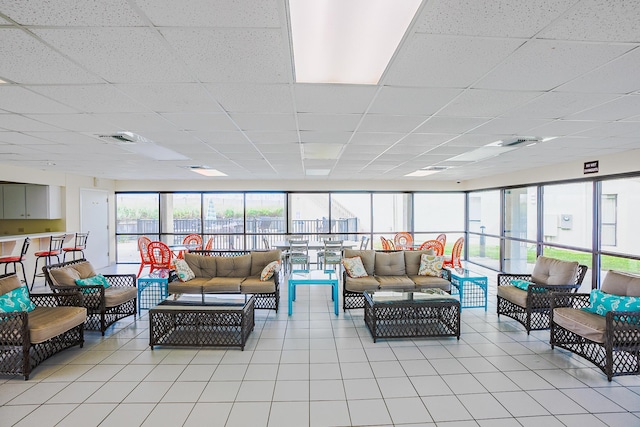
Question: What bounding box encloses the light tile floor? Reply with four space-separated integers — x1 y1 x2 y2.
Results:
2 265 640 426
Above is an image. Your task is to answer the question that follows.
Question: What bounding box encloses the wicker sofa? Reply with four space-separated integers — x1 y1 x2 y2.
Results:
342 249 451 309
170 250 281 312
0 273 86 380
43 259 137 335
550 270 640 381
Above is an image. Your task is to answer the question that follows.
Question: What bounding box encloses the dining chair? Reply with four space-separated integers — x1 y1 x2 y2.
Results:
443 236 464 269
147 241 174 273
418 239 444 255
137 236 153 278
359 235 370 250
204 236 214 250
262 237 271 250
318 239 343 272
436 233 447 248
288 239 310 272
62 231 90 261
380 236 395 250
394 232 413 250
0 237 30 285
32 234 65 290
178 233 203 258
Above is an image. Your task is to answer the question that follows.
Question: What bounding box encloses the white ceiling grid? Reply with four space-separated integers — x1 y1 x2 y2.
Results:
0 0 638 182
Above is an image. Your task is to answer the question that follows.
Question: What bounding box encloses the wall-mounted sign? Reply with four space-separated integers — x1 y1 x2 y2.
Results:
584 160 599 174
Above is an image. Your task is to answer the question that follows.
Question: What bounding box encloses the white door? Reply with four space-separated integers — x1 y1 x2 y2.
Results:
80 189 109 268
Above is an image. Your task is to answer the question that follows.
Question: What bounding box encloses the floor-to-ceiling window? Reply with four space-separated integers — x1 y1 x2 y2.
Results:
413 193 465 252
502 186 538 273
467 190 501 270
372 193 411 249
116 193 159 262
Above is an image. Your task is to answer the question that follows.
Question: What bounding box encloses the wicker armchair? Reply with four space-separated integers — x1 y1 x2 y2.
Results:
43 259 137 335
550 270 640 381
497 256 587 334
0 273 86 380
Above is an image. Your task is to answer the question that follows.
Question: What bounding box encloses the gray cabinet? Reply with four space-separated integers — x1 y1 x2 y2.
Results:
2 184 62 219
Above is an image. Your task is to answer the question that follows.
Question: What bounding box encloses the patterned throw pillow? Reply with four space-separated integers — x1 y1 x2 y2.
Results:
582 289 640 316
510 279 535 291
75 274 111 294
0 286 36 313
260 260 280 281
418 254 444 277
342 256 368 278
174 259 196 282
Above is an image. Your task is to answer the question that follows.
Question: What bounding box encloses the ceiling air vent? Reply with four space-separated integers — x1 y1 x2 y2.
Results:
98 132 150 144
423 166 450 171
499 137 541 147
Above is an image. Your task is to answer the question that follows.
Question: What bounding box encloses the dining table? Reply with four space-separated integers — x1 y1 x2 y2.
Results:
271 240 360 250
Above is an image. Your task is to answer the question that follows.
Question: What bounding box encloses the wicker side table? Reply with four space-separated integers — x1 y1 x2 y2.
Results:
364 290 460 342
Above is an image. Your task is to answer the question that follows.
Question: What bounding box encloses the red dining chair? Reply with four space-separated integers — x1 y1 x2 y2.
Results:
380 236 395 250
204 236 214 250
0 237 30 285
177 233 203 259
32 234 65 290
436 233 447 248
418 239 444 256
137 236 152 278
147 241 174 273
62 231 90 261
443 237 464 269
394 232 413 250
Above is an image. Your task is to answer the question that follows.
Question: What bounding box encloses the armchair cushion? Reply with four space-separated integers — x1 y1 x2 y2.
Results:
375 251 406 276
0 286 35 313
531 256 578 285
0 273 22 294
553 306 606 344
104 287 138 308
49 267 82 287
28 306 87 344
496 285 528 307
601 270 640 297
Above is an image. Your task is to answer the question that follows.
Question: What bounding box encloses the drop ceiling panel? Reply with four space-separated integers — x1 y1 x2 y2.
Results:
566 95 640 121
415 0 574 37
297 114 361 132
0 86 76 114
96 113 178 132
189 131 248 144
30 85 150 113
0 132 57 145
255 143 299 153
469 118 549 135
23 114 113 132
368 87 461 115
137 0 281 27
527 120 602 136
575 122 640 138
348 132 403 146
414 117 489 133
438 89 540 117
503 92 619 119
299 131 352 144
0 114 64 132
474 39 633 91
207 83 293 113
1 0 145 26
0 29 102 84
358 115 427 133
230 113 297 131
398 133 455 146
294 84 377 114
161 113 236 131
34 28 194 83
386 34 524 87
116 84 223 113
161 28 291 83
28 132 103 146
244 131 299 144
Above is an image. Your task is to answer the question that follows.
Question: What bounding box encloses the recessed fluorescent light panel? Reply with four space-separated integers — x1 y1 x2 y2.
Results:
405 166 450 177
189 166 227 177
305 169 331 176
289 0 422 84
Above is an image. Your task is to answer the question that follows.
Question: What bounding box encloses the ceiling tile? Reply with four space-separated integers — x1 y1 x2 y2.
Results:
527 120 603 136
438 89 540 117
24 113 113 132
97 113 178 132
349 132 404 146
0 114 64 132
299 131 352 144
1 0 145 26
161 113 236 131
469 118 550 135
368 86 461 115
415 117 489 133
229 113 296 131
503 91 619 119
0 86 77 114
29 85 150 113
566 95 640 121
244 131 299 144
358 115 427 133
207 83 293 114
297 114 361 132
294 84 377 114
117 84 223 113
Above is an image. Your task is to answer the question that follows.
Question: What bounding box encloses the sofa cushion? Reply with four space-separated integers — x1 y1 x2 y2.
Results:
531 256 578 286
0 286 36 313
404 250 434 276
601 270 640 297
49 266 82 287
553 307 606 344
184 253 216 277
343 256 368 278
203 277 242 293
241 277 276 293
375 251 406 276
27 306 87 344
344 276 380 292
497 285 527 308
376 275 415 289
168 278 209 294
216 254 251 277
343 249 375 276
0 273 22 295
418 254 444 277
174 259 196 282
250 250 281 276
409 275 451 292
104 286 137 308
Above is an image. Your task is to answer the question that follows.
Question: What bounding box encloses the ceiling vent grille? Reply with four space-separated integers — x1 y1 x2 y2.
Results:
499 137 541 147
98 132 150 144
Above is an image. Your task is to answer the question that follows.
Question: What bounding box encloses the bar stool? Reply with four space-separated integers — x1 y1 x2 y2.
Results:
0 237 30 285
62 231 90 261
32 234 65 290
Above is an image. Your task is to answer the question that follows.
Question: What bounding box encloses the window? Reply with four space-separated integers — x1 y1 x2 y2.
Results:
601 194 617 247
503 187 537 272
330 193 371 241
373 193 411 249
115 193 159 263
543 182 592 250
245 193 286 250
202 193 244 250
601 177 640 257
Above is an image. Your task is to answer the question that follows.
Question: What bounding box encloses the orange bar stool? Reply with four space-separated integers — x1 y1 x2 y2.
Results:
62 231 90 261
0 237 30 285
31 234 65 290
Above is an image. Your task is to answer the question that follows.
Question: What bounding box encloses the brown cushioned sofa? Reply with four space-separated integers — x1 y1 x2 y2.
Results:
0 273 87 380
342 249 451 309
43 259 137 335
170 250 281 312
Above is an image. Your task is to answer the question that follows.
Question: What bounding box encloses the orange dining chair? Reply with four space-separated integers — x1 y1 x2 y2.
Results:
380 236 395 250
204 236 214 250
418 239 444 256
0 237 30 285
177 233 203 259
394 232 413 250
62 231 90 261
137 236 153 278
147 241 174 273
443 236 464 269
436 233 447 248
32 234 65 290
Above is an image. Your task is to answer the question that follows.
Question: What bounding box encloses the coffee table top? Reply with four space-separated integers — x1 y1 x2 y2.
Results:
445 267 486 279
153 293 253 311
289 269 339 281
365 289 458 305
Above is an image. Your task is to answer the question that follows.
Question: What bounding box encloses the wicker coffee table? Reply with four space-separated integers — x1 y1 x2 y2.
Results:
364 289 460 342
149 293 255 350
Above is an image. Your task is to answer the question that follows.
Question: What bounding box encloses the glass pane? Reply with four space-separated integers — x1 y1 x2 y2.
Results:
468 190 500 236
245 193 286 250
161 193 202 245
542 182 592 249
504 187 537 239
331 193 371 241
542 246 593 292
601 255 640 275
467 234 499 270
116 193 159 234
290 193 329 238
202 193 244 250
414 193 465 232
502 239 537 273
601 177 640 256
372 193 411 233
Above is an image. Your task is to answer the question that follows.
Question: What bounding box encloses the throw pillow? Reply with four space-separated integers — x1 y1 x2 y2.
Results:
260 260 280 281
418 254 444 277
174 259 196 282
510 279 537 291
582 289 640 316
75 274 111 289
0 286 36 313
343 256 368 278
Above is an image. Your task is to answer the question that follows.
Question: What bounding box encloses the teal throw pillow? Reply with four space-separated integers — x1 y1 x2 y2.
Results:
510 279 536 291
0 286 36 313
582 289 640 316
75 274 111 292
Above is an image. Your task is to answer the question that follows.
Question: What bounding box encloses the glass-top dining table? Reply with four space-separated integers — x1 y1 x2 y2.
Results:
271 240 360 250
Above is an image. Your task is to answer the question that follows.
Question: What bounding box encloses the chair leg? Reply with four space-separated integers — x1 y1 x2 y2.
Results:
18 261 27 286
31 257 42 291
